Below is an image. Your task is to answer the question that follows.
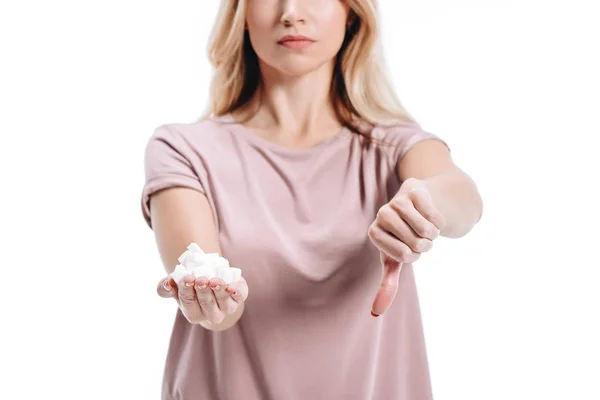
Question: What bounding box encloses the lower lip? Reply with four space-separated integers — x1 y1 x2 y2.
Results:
279 40 314 49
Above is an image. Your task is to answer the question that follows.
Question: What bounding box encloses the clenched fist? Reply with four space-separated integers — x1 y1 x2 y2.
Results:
368 177 446 317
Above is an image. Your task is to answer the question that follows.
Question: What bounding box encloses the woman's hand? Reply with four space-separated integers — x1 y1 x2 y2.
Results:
156 273 249 326
367 178 446 317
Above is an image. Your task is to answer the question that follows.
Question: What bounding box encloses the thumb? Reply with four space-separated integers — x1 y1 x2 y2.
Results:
371 252 403 317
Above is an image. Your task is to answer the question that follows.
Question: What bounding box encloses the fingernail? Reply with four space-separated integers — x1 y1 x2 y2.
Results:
163 280 172 291
211 285 220 290
371 311 379 317
185 281 193 287
199 283 207 289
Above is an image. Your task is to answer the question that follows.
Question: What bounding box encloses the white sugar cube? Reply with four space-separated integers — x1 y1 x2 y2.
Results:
204 253 220 262
214 266 228 280
213 257 230 269
178 250 192 265
220 268 242 284
187 243 204 254
191 265 215 279
220 268 234 284
170 264 191 285
172 244 238 285
184 252 205 267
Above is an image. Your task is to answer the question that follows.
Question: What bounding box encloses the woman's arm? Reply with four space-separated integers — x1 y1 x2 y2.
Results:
398 139 483 238
150 186 245 330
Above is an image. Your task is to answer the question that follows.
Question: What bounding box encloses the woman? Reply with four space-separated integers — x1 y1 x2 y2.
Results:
141 1 483 399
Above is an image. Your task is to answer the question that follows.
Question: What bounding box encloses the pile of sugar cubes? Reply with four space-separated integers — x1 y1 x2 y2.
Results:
170 243 242 285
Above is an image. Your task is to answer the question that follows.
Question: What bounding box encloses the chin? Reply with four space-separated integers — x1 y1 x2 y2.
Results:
268 59 331 78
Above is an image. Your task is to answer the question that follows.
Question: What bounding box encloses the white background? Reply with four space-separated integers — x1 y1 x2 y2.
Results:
1 0 599 399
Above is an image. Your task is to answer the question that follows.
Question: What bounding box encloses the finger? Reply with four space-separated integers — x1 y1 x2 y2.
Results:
195 277 225 324
225 276 249 303
212 278 239 314
368 224 421 264
177 275 204 324
157 276 177 299
408 189 446 233
389 196 440 242
378 205 433 253
371 252 402 316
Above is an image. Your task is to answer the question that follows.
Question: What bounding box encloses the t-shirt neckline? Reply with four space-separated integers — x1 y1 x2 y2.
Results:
212 113 350 155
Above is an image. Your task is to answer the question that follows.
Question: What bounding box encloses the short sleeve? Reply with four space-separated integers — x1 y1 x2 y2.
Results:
140 125 206 229
390 121 450 163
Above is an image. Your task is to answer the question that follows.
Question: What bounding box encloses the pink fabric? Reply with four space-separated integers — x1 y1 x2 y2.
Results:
141 114 449 400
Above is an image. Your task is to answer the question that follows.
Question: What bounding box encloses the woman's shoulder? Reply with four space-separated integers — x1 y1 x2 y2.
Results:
367 119 427 142
148 115 235 151
365 118 449 162
157 115 232 138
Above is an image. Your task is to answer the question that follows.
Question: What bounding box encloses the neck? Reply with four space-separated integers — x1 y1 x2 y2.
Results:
241 58 341 137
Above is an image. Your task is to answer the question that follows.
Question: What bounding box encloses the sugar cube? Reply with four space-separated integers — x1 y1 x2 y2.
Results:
171 243 242 286
187 243 204 254
178 250 192 265
213 257 230 269
191 265 215 279
170 264 190 285
220 268 234 284
204 253 220 264
214 266 228 279
220 268 243 284
185 252 205 267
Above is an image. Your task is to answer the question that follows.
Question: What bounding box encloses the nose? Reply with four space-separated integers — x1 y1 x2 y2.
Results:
280 0 305 26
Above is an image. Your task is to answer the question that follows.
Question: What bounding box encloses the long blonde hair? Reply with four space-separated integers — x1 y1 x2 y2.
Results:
200 0 419 143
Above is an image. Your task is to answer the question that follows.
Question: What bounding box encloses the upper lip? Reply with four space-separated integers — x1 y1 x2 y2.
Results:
277 34 315 43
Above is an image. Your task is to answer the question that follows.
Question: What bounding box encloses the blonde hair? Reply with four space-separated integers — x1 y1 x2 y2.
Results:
200 0 419 144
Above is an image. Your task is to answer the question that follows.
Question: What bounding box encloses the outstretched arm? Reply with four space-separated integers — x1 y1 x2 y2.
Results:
151 187 246 331
368 138 483 316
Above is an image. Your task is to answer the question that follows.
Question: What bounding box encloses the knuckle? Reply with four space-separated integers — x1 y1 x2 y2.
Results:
403 177 418 187
397 246 412 262
417 223 431 237
410 239 422 252
439 216 447 229
408 252 421 263
428 227 439 239
408 188 424 201
392 195 410 209
419 239 432 252
367 224 378 239
376 205 391 221
380 205 395 220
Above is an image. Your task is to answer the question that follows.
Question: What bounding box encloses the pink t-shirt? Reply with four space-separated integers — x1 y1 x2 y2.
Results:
141 114 449 400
